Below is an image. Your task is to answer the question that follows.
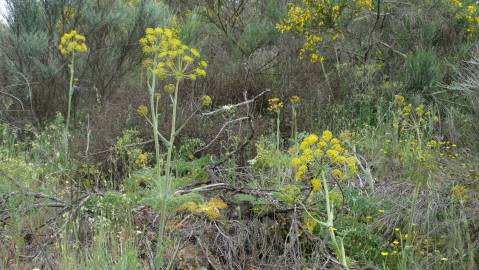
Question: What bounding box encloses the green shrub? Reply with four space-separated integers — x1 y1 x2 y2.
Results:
405 49 443 95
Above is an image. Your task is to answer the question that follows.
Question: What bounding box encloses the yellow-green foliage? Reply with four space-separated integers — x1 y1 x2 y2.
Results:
277 0 373 62
179 197 228 219
0 157 39 191
386 95 443 177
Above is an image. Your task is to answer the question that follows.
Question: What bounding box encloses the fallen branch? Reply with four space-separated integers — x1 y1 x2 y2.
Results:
201 89 270 117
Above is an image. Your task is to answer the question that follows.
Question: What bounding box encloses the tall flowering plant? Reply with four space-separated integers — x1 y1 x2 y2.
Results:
138 25 207 266
58 30 88 159
290 130 358 269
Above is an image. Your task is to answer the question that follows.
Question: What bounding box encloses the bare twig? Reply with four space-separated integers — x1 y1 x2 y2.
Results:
201 89 270 116
193 116 249 156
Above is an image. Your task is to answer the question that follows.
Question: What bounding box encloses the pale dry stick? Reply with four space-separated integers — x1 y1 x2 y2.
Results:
174 183 230 196
201 89 270 116
378 40 407 58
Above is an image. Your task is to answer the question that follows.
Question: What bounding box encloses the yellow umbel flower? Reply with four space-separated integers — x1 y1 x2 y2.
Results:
318 140 327 148
295 164 308 180
268 97 284 113
201 95 212 107
304 215 317 232
415 104 425 116
292 130 357 184
330 138 340 145
291 157 302 168
451 184 468 202
331 168 345 181
451 1 479 38
311 178 322 191
321 130 333 142
135 153 149 167
137 105 149 117
313 148 324 158
139 26 207 81
59 30 88 56
276 0 373 62
303 134 319 146
326 149 339 160
394 94 405 105
290 95 300 105
163 83 175 94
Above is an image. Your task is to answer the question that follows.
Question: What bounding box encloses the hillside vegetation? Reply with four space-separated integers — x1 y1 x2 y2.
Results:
0 0 478 269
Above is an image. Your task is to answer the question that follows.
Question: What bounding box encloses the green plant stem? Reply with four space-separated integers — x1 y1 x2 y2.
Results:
165 78 180 191
147 61 165 268
66 56 75 133
321 172 349 269
276 111 280 150
64 54 75 160
148 72 161 177
156 78 180 267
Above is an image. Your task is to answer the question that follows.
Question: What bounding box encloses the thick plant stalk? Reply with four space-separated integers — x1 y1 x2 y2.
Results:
276 111 280 150
64 54 75 159
148 69 161 177
156 78 180 267
66 55 75 132
322 172 349 269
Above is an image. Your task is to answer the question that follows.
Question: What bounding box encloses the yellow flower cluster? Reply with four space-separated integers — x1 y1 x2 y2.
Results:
58 30 88 56
276 0 373 62
135 152 149 167
201 95 212 107
394 94 405 105
179 197 228 219
451 184 468 202
139 27 207 81
164 83 175 94
290 95 300 105
137 105 149 117
291 130 358 186
451 0 479 37
393 95 437 134
268 97 284 113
